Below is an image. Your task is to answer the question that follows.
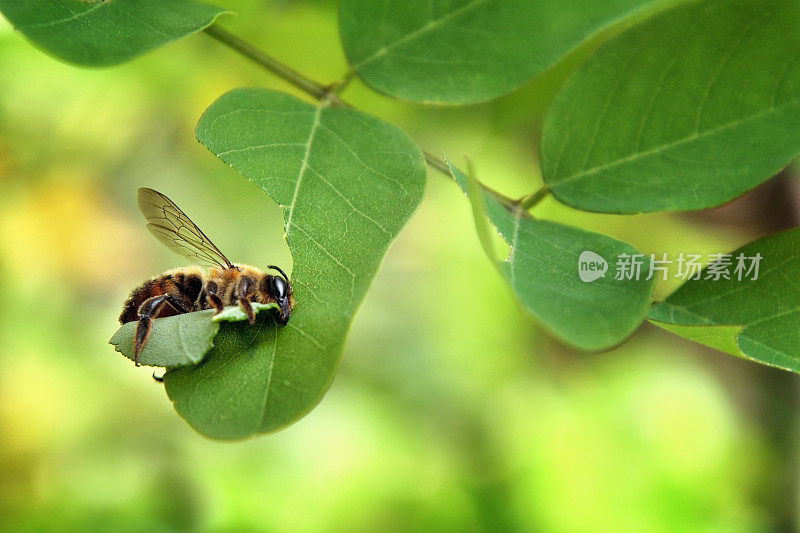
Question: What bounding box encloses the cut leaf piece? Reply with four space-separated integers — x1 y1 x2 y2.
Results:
542 0 800 213
339 0 667 104
649 228 800 373
448 161 655 350
213 302 279 323
109 303 280 368
0 0 229 66
167 88 426 439
110 310 216 368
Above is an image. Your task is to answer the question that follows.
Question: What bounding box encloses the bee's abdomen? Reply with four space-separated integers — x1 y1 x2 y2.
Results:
119 270 205 324
175 270 204 304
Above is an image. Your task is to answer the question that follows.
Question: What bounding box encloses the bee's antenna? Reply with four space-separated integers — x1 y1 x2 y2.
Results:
267 265 290 282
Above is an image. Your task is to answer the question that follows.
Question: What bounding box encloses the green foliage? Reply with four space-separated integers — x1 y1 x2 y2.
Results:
649 229 800 372
339 0 665 104
448 162 655 350
162 88 426 439
109 303 280 367
110 310 217 367
541 0 800 213
4 0 800 440
0 0 228 66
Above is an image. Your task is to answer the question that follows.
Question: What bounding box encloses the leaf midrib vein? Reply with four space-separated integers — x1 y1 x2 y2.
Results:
286 105 322 232
258 325 279 428
351 0 491 71
22 2 108 30
552 98 800 187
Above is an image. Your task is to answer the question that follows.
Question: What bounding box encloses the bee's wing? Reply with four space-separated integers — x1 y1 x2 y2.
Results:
137 188 234 269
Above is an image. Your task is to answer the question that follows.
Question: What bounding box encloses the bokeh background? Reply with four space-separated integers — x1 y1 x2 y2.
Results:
1 1 799 531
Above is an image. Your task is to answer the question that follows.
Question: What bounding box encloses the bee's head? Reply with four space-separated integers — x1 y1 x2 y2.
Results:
261 265 293 324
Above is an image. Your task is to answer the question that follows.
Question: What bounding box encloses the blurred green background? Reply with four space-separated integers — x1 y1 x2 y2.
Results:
0 1 798 531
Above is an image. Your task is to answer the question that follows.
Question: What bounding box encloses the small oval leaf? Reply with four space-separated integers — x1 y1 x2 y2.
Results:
448 161 655 350
0 0 229 66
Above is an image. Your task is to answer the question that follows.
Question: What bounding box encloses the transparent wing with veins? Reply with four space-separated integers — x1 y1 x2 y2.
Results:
137 188 234 269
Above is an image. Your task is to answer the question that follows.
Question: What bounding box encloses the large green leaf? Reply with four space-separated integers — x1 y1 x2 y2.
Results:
0 0 228 66
448 161 655 350
542 0 800 213
649 229 800 373
164 88 426 439
339 0 668 104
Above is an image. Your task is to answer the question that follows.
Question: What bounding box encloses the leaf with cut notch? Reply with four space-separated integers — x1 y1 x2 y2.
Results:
163 88 426 439
649 229 800 373
542 0 800 213
0 0 229 66
448 161 654 350
339 0 668 104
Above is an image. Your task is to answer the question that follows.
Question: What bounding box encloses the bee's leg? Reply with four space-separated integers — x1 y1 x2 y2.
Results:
238 298 255 325
134 294 189 366
205 281 224 314
234 276 256 325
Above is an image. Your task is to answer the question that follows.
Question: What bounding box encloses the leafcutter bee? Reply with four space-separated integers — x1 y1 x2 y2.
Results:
119 188 294 366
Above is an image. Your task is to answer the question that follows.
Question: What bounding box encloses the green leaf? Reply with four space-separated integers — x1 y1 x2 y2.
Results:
110 310 216 368
542 0 800 213
108 303 279 368
448 161 655 350
212 302 280 323
165 88 426 439
339 0 668 104
649 228 800 373
0 0 229 66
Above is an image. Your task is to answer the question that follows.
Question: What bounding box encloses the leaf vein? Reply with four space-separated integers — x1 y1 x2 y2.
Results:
351 0 491 71
216 142 306 157
21 3 108 30
306 165 391 236
553 98 800 187
286 105 323 233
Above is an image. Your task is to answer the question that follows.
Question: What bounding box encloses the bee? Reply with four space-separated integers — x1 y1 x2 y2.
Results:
120 188 293 366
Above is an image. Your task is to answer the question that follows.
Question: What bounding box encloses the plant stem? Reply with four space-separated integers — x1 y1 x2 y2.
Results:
204 25 331 103
203 23 517 208
517 186 550 211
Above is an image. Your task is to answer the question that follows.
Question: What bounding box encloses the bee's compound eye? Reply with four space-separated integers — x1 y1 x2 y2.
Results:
270 276 288 299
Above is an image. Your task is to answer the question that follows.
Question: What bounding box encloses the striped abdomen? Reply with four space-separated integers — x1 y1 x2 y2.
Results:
119 268 205 324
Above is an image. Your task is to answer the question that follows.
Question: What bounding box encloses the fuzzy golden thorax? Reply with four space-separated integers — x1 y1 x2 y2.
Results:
207 264 294 322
